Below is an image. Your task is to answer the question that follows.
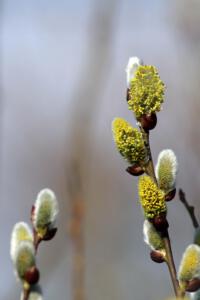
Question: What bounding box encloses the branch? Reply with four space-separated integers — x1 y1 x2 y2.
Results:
179 189 199 229
163 234 184 298
144 131 184 299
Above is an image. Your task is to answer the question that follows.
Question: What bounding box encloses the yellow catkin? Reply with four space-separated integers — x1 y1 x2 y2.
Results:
112 118 147 165
138 175 166 219
178 244 200 282
128 65 165 118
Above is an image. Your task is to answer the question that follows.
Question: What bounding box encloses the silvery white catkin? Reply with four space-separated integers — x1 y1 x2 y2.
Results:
33 189 59 230
126 57 143 88
143 219 165 251
14 241 35 280
10 222 33 262
155 149 178 193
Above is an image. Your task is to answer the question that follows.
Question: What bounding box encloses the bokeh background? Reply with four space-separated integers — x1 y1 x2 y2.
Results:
1 0 200 299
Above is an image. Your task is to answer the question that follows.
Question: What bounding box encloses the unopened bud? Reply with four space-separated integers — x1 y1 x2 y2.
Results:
140 113 157 131
151 214 169 232
143 219 165 251
126 165 144 176
32 189 59 237
24 266 40 285
186 278 200 292
165 188 176 202
126 88 131 102
42 228 57 241
150 250 165 263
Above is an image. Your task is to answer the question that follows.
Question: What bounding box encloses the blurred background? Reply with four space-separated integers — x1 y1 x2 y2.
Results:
1 0 200 299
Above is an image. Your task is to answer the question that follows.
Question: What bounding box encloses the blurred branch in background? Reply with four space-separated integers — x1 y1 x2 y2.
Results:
179 189 199 229
173 0 200 214
0 0 4 192
67 0 120 299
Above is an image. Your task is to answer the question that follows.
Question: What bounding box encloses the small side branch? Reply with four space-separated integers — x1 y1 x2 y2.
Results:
179 189 199 229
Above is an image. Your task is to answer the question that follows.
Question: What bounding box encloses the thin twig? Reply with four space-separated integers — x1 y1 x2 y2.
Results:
164 234 184 298
179 189 199 229
143 130 157 184
143 130 184 299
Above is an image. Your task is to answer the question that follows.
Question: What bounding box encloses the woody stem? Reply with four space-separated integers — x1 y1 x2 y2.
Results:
142 129 184 299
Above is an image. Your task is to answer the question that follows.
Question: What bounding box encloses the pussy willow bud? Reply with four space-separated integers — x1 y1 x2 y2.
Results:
143 220 165 250
156 149 178 194
178 244 200 282
10 222 33 262
32 189 59 238
112 118 148 165
128 65 165 119
138 175 167 219
14 241 36 280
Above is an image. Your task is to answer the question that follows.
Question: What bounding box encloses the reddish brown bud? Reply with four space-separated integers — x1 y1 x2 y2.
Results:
43 227 57 241
24 266 40 285
165 189 176 202
150 250 165 263
126 88 131 102
151 214 169 232
186 278 200 292
126 165 144 176
140 113 157 131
